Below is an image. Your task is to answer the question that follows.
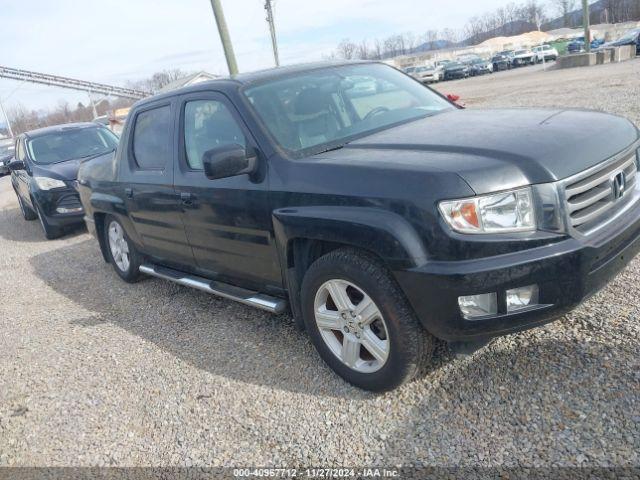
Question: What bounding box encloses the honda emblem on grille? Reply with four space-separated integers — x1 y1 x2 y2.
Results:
612 171 627 200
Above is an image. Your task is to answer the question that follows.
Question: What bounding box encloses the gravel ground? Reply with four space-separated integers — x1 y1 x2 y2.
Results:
1 60 639 471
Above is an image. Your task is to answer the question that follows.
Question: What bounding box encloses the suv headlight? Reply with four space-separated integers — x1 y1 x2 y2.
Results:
439 187 536 234
34 176 66 190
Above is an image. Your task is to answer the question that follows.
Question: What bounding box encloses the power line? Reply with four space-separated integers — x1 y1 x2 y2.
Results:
0 65 149 100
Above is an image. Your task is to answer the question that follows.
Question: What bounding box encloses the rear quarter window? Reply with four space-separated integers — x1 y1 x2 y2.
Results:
132 105 171 170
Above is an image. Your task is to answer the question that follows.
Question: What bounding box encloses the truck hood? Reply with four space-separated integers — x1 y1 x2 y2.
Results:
334 108 639 194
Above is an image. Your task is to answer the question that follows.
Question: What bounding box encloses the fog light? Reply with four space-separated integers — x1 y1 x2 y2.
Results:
56 207 83 214
458 293 497 319
506 284 539 312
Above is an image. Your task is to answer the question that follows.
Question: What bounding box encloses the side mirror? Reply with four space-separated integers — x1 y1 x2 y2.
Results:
8 159 25 172
202 144 257 180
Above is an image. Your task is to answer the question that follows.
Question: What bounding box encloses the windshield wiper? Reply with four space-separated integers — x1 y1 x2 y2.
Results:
315 144 346 155
78 148 116 161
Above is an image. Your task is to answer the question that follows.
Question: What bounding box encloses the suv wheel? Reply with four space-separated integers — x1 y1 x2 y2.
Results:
104 215 141 282
34 202 62 239
17 193 37 221
301 248 435 392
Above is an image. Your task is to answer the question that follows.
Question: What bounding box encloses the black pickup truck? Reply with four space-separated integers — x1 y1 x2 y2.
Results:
78 61 640 391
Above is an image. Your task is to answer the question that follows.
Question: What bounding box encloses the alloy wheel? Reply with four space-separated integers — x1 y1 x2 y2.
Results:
108 221 130 272
313 279 390 373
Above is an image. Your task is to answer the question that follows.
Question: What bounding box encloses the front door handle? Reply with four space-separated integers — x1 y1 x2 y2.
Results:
124 188 133 199
180 192 195 206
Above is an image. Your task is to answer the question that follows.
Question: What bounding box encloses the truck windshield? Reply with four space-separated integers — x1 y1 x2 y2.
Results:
27 127 118 165
243 63 453 156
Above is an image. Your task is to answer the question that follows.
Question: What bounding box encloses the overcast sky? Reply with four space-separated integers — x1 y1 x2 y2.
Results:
0 0 512 112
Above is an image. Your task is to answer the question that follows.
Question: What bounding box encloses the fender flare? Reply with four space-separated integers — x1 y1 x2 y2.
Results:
89 192 142 259
272 206 428 271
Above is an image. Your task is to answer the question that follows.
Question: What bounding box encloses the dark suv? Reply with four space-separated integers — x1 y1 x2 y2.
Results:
9 123 118 239
78 62 640 391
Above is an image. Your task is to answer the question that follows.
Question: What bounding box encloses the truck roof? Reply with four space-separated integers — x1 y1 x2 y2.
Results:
134 60 376 108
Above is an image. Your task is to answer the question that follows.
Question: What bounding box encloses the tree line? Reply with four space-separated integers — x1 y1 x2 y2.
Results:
330 0 640 60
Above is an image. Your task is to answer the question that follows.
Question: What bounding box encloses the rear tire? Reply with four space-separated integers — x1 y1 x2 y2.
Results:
301 248 435 392
34 202 62 240
104 215 142 283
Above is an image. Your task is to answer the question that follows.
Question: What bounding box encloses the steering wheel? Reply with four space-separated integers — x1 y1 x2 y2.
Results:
363 106 390 121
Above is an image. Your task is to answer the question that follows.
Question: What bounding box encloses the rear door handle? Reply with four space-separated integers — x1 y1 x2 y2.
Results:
180 192 195 206
124 188 133 199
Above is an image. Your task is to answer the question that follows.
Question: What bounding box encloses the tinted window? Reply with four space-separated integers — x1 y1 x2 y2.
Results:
133 105 171 170
27 127 118 165
184 100 245 170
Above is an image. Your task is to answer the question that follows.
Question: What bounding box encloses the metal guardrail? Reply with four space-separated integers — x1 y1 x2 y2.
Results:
0 65 150 99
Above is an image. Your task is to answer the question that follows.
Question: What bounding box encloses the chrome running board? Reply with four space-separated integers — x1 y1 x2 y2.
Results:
139 264 287 314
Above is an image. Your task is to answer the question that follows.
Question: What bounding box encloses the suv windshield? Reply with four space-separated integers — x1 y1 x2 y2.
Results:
243 63 453 156
0 141 14 157
27 127 118 165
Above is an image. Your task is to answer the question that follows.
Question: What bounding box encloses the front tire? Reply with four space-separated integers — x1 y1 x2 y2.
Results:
104 215 142 282
301 248 435 392
34 202 62 239
16 192 37 221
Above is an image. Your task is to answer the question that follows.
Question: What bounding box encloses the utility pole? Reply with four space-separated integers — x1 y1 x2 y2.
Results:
88 92 98 119
209 0 239 75
582 0 591 53
0 99 13 139
264 0 280 67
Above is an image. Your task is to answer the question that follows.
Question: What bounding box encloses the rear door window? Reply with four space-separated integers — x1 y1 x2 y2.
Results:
132 105 171 170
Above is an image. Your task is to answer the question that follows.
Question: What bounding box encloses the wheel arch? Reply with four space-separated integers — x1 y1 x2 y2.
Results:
272 206 428 329
89 192 142 258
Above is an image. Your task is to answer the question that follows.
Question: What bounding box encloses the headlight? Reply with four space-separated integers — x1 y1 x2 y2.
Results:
33 177 66 190
439 187 536 234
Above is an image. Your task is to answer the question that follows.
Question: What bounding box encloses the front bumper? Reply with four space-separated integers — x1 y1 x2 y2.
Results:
445 71 466 79
417 73 439 82
395 196 640 342
32 186 84 227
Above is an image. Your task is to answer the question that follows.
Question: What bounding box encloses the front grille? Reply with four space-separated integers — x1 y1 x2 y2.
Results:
564 152 637 232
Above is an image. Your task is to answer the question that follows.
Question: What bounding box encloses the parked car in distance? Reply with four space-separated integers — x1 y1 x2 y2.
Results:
467 58 493 76
604 28 640 55
9 122 118 239
0 138 15 177
79 61 640 392
497 50 516 63
410 63 443 83
512 49 536 66
532 44 559 62
443 61 469 80
568 37 605 53
491 54 512 71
